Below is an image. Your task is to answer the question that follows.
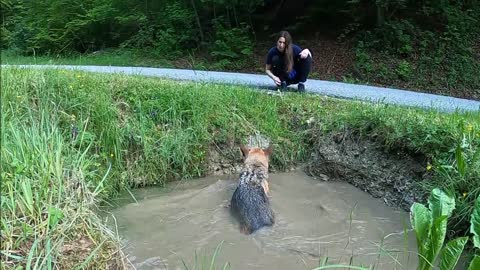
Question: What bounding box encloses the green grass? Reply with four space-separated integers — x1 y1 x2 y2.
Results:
0 107 123 268
1 67 478 269
1 49 177 68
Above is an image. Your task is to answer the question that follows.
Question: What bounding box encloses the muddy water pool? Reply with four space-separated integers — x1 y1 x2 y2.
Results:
107 170 418 270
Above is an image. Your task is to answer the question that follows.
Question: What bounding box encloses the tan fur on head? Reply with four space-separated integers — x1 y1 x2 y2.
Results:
240 144 274 169
239 144 274 196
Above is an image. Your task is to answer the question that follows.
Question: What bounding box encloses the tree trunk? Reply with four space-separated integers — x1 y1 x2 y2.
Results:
213 3 216 20
190 0 204 42
376 2 385 27
226 6 230 26
233 4 239 27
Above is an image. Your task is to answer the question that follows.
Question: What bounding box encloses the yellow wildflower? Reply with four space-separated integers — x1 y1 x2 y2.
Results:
466 124 473 132
426 164 432 171
110 153 114 157
462 192 467 198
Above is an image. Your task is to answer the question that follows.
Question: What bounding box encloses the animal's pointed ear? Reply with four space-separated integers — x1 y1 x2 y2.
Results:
263 144 274 156
240 145 249 158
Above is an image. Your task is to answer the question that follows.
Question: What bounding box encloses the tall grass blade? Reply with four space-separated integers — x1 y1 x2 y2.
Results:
455 144 466 177
209 241 224 270
310 265 370 270
26 238 39 270
93 162 112 196
47 238 53 270
0 251 24 261
20 179 35 217
74 239 107 270
222 262 230 270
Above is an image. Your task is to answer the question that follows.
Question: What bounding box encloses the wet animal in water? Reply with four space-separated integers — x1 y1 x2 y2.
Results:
230 144 275 234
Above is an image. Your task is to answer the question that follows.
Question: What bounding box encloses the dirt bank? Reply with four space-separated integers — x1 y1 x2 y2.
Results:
208 132 428 212
305 132 427 211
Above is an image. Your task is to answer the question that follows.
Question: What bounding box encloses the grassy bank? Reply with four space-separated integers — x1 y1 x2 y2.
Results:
1 49 207 70
1 67 478 269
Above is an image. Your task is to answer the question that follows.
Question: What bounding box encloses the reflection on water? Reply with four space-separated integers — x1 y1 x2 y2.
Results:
107 170 418 270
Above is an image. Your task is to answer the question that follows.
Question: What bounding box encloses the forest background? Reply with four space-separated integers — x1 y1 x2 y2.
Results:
1 0 480 99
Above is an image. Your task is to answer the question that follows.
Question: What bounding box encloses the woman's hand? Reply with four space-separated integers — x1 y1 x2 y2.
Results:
272 76 281 86
266 64 281 85
299 49 311 59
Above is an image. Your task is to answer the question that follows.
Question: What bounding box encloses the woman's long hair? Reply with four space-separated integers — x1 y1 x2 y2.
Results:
278 30 293 73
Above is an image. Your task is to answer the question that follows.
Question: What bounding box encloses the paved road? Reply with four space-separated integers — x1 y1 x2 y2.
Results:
5 64 480 113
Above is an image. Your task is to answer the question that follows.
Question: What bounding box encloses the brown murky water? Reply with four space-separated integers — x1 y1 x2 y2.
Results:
108 170 418 270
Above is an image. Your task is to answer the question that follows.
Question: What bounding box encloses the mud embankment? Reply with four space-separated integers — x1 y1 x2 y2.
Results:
305 132 427 211
208 132 428 212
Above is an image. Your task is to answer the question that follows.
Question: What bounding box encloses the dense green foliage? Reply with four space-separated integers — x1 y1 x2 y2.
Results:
352 2 480 98
1 0 262 57
2 0 479 97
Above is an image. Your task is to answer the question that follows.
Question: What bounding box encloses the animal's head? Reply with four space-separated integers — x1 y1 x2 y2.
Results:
240 145 274 169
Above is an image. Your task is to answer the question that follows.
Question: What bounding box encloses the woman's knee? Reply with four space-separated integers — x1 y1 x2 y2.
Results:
295 55 312 83
297 55 312 72
301 55 312 66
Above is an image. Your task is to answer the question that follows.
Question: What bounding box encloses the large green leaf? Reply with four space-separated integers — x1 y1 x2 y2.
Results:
471 195 480 248
468 255 480 270
410 202 432 269
411 203 432 245
427 189 456 265
428 188 456 220
439 237 468 270
428 215 449 267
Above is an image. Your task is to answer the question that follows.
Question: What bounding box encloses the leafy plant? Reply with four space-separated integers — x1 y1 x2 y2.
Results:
354 44 374 75
396 60 412 80
426 122 480 238
210 19 254 70
410 188 480 270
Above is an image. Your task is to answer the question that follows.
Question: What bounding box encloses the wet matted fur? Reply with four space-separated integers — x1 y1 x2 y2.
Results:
230 145 275 234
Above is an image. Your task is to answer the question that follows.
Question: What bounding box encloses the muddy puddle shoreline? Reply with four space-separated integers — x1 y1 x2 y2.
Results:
107 170 419 270
105 133 430 269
